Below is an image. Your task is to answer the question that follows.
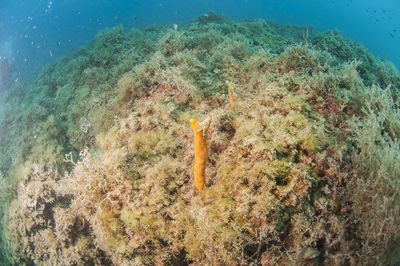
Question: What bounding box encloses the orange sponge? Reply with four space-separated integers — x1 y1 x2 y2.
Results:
228 82 234 106
190 117 211 192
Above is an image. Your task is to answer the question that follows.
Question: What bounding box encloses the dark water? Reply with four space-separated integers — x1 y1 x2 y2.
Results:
0 0 399 89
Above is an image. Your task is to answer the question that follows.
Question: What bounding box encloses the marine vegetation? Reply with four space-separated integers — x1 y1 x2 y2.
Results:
0 13 400 265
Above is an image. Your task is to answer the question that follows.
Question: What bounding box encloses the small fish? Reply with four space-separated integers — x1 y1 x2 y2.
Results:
390 33 394 38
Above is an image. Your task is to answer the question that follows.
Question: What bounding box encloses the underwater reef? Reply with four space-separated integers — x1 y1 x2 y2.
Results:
1 12 400 265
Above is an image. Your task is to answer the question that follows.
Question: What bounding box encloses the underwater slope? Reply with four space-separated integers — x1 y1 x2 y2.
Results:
1 12 400 265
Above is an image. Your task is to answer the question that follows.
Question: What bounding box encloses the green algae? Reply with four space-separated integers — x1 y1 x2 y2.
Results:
0 13 400 265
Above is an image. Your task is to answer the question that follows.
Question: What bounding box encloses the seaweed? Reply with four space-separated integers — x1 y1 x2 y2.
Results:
0 13 399 265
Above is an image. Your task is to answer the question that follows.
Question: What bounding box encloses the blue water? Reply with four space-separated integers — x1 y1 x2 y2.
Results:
1 0 399 85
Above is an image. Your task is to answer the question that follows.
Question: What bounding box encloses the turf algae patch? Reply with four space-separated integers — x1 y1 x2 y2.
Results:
1 13 400 265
